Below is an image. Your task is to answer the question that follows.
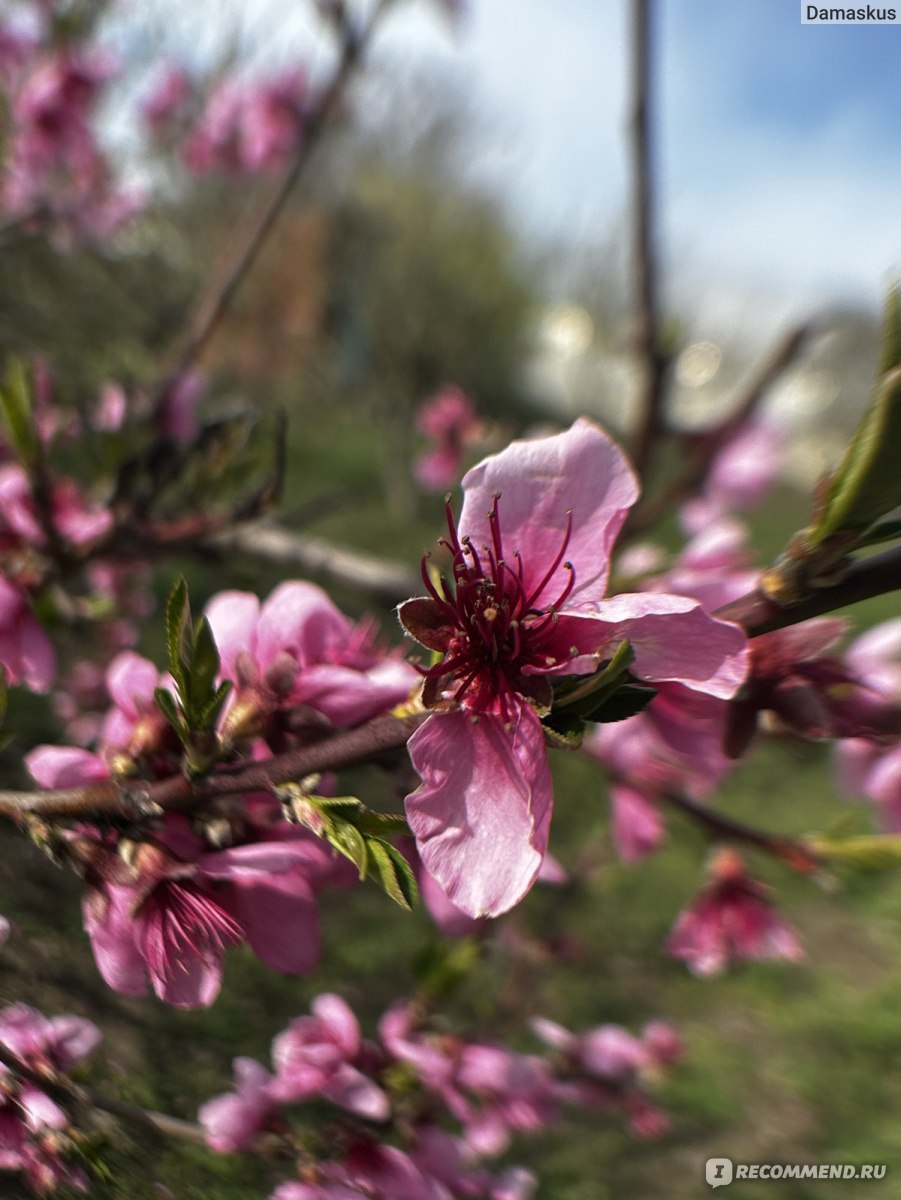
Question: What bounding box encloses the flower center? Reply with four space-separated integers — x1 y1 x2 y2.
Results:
420 496 575 715
140 880 242 984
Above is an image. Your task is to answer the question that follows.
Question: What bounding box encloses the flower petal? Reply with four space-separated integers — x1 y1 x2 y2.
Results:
588 593 749 698
204 591 261 682
405 705 552 917
458 419 638 607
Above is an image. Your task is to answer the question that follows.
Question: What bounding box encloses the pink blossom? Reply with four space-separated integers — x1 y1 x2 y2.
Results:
667 850 803 976
681 422 781 532
400 419 748 917
199 1057 279 1153
81 826 333 1008
142 65 192 134
205 581 417 733
0 463 113 549
184 69 306 177
0 577 55 691
413 386 482 491
158 370 206 441
270 994 389 1120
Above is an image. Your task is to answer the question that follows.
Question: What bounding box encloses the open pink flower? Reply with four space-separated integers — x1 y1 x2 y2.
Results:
399 419 748 916
205 581 417 731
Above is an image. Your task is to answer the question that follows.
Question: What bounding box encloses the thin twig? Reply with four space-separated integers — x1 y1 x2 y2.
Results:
159 2 389 395
0 1042 206 1145
662 790 818 872
628 0 667 483
714 543 901 637
205 521 419 603
0 711 426 822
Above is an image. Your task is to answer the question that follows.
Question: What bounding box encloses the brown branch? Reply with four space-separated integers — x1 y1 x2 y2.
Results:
0 711 426 822
662 790 818 872
715 543 901 637
0 1042 206 1145
628 0 667 483
204 521 419 604
159 2 389 393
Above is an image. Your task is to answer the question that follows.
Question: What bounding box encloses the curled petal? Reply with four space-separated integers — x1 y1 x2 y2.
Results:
587 593 748 698
204 591 261 682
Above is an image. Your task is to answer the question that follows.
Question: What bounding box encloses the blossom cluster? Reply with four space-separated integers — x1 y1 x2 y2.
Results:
199 992 681 1199
0 999 101 1194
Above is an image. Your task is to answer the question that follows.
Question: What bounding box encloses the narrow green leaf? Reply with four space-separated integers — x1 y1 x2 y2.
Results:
879 282 901 376
365 838 419 910
580 682 658 725
198 680 232 732
164 578 190 695
0 357 38 466
808 366 901 544
312 795 363 816
188 615 222 717
154 685 190 746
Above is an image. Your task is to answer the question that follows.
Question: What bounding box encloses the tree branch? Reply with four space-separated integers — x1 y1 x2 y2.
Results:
628 0 667 483
662 790 818 872
159 1 390 393
0 712 426 822
715 543 901 637
0 1042 206 1146
205 521 419 603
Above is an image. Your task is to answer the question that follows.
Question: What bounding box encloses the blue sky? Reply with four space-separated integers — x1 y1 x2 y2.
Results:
118 0 901 328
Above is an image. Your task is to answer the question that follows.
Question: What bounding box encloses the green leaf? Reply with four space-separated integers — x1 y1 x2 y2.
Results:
312 794 363 816
198 680 232 731
808 366 901 544
581 682 658 724
164 577 190 695
154 686 189 745
365 838 419 910
852 517 901 551
356 810 411 837
327 820 368 877
188 615 222 718
541 709 585 749
879 281 901 376
0 357 38 467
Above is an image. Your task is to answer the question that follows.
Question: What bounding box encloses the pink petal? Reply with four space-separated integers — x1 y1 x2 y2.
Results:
105 651 159 718
311 994 360 1058
588 593 749 698
226 871 320 975
292 661 414 726
611 784 665 862
458 418 638 607
204 591 260 681
405 705 552 917
26 745 108 788
256 581 350 673
82 887 147 998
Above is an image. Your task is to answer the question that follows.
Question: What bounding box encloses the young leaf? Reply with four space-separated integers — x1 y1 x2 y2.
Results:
879 281 901 376
188 615 222 720
365 838 419 910
154 685 189 745
327 820 368 878
164 577 190 695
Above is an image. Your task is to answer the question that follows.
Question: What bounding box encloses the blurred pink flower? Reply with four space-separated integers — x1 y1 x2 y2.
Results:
0 577 55 691
413 385 481 491
667 849 803 976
